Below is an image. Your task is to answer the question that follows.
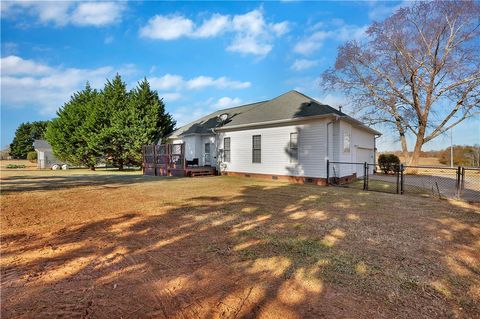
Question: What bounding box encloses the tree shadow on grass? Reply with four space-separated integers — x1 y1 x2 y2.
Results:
1 182 479 318
0 174 182 193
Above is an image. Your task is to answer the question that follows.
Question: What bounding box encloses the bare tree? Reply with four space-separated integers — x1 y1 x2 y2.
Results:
322 1 480 164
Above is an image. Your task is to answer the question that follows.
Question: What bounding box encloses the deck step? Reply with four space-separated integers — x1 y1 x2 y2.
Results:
191 170 215 177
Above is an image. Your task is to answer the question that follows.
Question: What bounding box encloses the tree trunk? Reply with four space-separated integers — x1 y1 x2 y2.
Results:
118 161 124 171
409 126 426 166
399 132 409 162
90 166 96 171
394 117 409 161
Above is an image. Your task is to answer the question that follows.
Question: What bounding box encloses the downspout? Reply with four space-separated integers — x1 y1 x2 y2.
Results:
326 116 339 181
326 116 339 161
211 127 219 173
374 135 380 173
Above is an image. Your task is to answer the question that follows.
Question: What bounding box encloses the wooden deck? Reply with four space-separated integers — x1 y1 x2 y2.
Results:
142 144 217 177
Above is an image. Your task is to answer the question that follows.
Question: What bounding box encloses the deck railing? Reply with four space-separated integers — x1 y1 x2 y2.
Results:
142 143 186 176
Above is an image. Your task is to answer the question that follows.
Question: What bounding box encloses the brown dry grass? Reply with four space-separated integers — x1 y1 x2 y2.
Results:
1 159 37 169
1 169 479 318
398 156 441 166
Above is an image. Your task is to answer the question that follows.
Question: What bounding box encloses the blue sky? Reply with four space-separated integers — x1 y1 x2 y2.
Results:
1 1 478 151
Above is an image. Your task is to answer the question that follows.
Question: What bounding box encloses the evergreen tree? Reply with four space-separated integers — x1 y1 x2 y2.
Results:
96 74 130 170
10 121 49 159
46 83 99 169
45 75 176 170
124 78 175 166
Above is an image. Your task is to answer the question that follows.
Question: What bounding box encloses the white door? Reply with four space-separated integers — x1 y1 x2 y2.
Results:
204 143 211 166
356 148 374 177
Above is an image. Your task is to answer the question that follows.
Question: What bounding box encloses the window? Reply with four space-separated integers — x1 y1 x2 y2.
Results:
290 132 298 163
343 131 350 153
252 135 261 163
223 137 231 162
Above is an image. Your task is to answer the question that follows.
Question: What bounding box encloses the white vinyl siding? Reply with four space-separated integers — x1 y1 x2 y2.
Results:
176 118 375 179
218 119 329 178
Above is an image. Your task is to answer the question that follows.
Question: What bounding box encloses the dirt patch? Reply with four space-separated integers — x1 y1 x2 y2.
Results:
1 171 479 318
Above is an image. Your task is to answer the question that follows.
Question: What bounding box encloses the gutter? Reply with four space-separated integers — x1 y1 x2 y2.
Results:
215 114 335 131
214 113 382 136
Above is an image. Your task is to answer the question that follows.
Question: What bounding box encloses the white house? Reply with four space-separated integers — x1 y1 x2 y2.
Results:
167 90 381 184
34 140 61 169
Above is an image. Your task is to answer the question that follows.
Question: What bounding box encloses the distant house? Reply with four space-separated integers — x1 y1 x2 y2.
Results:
166 90 381 183
33 140 61 169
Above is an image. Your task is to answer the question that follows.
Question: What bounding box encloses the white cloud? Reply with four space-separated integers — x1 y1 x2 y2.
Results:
1 1 125 27
149 74 185 91
139 15 194 40
1 55 116 115
294 23 368 55
227 35 272 56
290 59 319 71
0 55 53 75
173 96 244 126
336 25 368 42
367 1 412 21
227 9 288 56
186 76 251 90
317 94 348 108
293 30 330 55
193 14 230 38
231 9 264 35
139 8 289 56
270 21 290 36
161 92 182 102
172 106 210 127
71 2 125 26
212 97 242 109
149 74 250 91
35 2 71 26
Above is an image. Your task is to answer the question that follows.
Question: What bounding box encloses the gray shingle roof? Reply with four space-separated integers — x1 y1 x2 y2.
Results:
33 139 52 151
168 90 379 138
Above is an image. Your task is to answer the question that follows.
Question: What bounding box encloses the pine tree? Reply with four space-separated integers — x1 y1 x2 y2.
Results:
46 82 99 169
124 78 175 166
96 74 129 170
46 75 176 170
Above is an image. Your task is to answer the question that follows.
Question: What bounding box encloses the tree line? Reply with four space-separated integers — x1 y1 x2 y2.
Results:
10 74 175 170
388 145 480 167
9 121 49 159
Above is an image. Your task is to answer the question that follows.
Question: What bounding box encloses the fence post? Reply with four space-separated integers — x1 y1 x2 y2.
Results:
153 144 157 176
363 162 368 190
326 160 330 186
396 164 400 194
142 145 145 175
456 166 461 198
456 166 465 198
400 164 404 194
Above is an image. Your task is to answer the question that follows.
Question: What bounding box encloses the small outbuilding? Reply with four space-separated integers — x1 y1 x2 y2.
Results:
33 140 61 169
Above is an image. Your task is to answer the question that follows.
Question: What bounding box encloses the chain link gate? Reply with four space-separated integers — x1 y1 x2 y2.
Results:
327 160 480 202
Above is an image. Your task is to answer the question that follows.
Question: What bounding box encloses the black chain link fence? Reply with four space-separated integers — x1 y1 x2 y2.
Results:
327 160 480 202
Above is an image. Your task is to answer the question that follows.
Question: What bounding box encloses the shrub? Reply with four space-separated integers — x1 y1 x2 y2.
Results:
27 151 37 162
6 164 27 169
378 154 400 174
